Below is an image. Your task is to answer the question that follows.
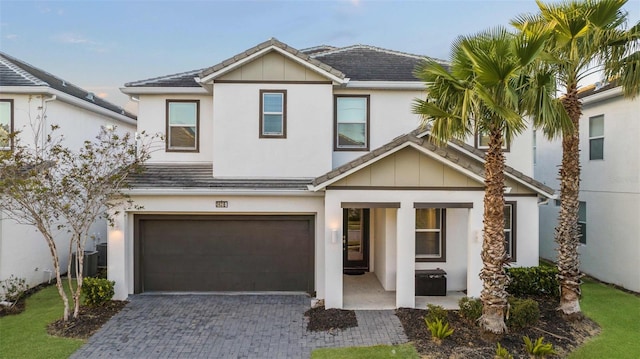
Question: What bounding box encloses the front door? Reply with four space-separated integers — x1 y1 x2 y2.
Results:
343 208 370 271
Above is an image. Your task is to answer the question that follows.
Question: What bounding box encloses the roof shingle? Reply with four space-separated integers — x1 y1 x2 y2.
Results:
0 52 136 119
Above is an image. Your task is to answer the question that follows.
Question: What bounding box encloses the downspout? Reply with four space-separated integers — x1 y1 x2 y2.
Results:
41 95 57 150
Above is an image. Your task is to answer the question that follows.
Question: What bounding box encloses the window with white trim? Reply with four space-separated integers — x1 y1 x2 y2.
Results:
166 100 199 151
578 201 587 244
335 95 369 150
0 99 12 150
260 90 286 138
504 202 517 261
589 115 604 160
415 208 445 262
476 130 508 151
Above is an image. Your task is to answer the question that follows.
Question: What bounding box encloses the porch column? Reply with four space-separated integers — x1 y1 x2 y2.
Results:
396 201 415 308
466 197 484 297
324 192 343 309
108 210 127 300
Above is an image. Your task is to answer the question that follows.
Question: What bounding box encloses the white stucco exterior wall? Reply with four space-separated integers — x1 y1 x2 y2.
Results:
109 192 325 300
332 89 424 168
0 94 135 290
212 83 333 178
136 94 213 164
536 88 639 292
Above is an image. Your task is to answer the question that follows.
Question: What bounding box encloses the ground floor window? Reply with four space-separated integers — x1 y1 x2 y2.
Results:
415 208 446 262
504 202 517 261
578 201 587 244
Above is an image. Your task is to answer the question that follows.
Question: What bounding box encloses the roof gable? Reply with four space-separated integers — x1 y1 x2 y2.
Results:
216 51 329 82
312 130 554 197
198 38 346 84
0 52 136 119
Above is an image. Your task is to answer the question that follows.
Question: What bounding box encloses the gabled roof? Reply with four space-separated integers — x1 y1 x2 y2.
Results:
123 39 448 89
127 164 312 190
311 129 555 198
197 38 346 84
309 45 436 82
0 52 136 120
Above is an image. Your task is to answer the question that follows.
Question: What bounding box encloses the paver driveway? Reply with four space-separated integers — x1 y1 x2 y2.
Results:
71 294 408 358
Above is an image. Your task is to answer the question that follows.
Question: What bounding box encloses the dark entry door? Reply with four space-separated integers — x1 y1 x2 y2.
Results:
343 208 370 270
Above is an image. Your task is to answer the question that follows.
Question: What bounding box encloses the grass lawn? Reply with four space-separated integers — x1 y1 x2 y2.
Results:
0 285 84 359
568 278 640 359
311 343 420 359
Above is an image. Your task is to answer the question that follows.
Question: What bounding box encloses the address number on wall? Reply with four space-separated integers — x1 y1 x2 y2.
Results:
215 201 228 208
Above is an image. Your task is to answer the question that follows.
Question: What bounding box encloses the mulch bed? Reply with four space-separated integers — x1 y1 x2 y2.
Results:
304 306 358 332
396 296 600 358
47 301 127 339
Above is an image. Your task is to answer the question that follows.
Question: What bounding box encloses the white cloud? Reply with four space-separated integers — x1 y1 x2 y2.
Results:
5 34 18 40
53 32 93 44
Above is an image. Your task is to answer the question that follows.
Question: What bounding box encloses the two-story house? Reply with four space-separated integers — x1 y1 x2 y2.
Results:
537 83 640 293
112 38 553 308
0 52 137 290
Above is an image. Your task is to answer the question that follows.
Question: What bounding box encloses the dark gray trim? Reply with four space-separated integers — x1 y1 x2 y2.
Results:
165 99 200 153
328 186 485 191
0 99 14 151
414 202 473 209
415 208 446 263
341 202 401 208
334 94 370 151
215 80 332 84
259 89 287 139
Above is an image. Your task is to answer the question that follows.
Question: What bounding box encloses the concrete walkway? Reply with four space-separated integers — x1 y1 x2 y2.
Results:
71 294 408 359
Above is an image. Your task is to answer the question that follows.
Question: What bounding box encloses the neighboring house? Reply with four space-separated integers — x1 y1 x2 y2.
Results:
0 52 137 290
537 83 640 293
113 38 552 308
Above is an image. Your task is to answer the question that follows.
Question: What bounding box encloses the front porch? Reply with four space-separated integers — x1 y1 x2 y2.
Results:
343 272 465 310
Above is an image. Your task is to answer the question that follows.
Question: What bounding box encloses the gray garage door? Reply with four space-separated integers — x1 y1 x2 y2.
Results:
134 215 314 293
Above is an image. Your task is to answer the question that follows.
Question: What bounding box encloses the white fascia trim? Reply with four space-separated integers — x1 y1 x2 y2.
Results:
581 86 622 105
198 46 347 84
0 86 136 125
126 188 323 197
445 140 555 198
119 87 208 95
344 81 424 90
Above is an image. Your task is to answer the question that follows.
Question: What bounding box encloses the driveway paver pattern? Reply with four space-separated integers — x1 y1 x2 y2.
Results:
71 294 408 358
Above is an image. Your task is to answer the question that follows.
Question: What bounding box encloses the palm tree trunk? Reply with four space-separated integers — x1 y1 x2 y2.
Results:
556 84 583 318
478 127 509 335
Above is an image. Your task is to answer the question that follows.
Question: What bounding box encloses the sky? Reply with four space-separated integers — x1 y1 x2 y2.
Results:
1 0 639 112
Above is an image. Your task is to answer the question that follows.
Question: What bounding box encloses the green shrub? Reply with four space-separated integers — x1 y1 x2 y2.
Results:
495 343 514 359
424 304 448 322
506 267 559 297
82 277 115 306
1 275 28 307
458 297 482 323
424 318 454 342
523 336 556 358
507 297 540 329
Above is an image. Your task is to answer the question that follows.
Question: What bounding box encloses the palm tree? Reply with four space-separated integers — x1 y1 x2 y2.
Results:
413 27 559 334
513 0 640 318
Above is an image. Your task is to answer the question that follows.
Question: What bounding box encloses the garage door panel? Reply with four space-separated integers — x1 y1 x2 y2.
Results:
136 215 314 293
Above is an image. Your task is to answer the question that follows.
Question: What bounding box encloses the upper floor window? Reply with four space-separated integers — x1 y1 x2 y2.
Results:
476 130 509 151
415 208 446 262
259 90 286 138
0 99 13 151
504 202 517 261
166 100 199 152
578 201 587 244
335 95 369 151
589 115 604 160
